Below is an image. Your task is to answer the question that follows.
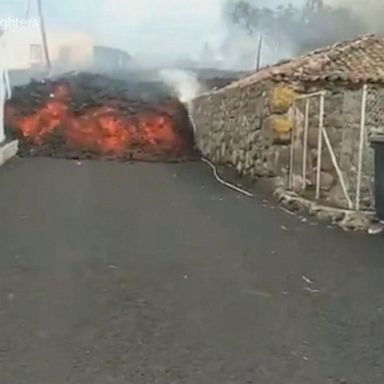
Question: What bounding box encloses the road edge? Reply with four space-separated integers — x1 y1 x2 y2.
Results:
0 140 19 167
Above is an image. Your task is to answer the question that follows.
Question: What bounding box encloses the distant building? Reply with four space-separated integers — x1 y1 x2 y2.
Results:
2 26 93 76
2 26 132 85
93 46 132 73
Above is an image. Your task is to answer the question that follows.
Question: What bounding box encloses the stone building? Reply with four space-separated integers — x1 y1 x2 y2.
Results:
191 35 384 211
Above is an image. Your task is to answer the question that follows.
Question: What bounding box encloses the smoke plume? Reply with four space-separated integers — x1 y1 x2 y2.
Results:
325 0 384 34
4 0 384 75
222 0 384 68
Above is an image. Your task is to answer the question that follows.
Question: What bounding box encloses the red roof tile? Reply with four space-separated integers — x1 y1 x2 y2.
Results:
226 35 384 89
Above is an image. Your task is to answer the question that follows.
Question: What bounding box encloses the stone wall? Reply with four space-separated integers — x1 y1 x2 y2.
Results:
191 81 296 181
191 80 375 211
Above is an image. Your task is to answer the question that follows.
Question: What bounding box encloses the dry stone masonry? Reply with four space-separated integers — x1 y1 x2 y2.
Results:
192 81 296 180
191 36 384 230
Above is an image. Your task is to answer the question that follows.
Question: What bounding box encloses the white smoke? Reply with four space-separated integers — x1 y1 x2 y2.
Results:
9 0 383 75
220 0 384 69
324 0 384 33
159 69 202 103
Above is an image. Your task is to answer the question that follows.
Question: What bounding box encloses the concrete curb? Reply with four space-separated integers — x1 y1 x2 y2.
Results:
0 140 19 167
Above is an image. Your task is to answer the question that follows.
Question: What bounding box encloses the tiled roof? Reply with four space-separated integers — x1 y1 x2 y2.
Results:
225 35 384 89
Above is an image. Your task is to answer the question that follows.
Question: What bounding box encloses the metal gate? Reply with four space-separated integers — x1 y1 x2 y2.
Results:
289 86 375 212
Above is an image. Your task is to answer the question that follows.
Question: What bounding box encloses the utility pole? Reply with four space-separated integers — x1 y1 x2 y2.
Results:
37 0 51 76
25 0 31 19
256 34 263 71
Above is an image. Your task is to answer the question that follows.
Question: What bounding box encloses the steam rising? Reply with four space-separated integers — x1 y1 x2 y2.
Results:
160 70 201 104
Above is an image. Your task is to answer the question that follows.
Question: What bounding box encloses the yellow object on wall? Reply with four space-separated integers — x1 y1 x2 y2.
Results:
264 115 293 134
273 116 292 134
268 86 296 114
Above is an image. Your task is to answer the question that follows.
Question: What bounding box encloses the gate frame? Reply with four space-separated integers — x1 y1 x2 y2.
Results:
289 88 370 211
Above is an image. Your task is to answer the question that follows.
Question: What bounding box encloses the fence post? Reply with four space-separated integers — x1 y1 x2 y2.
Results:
315 92 325 199
302 98 310 190
355 84 368 211
289 106 296 189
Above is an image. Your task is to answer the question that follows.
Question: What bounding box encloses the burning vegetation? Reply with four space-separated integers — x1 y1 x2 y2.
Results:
5 73 197 161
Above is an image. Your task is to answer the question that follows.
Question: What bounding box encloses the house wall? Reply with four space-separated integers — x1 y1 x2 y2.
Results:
191 80 296 180
191 80 375 211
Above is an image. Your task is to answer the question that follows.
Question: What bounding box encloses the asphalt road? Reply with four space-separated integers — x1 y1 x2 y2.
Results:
0 157 384 384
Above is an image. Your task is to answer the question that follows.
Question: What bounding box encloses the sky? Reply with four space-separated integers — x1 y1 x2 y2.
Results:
0 0 226 61
97 0 225 59
0 0 381 69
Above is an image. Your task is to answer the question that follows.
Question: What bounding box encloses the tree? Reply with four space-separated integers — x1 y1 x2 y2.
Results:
225 0 367 55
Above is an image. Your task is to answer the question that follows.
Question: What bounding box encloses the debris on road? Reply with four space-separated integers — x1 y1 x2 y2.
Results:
302 275 313 285
305 287 321 294
302 275 322 294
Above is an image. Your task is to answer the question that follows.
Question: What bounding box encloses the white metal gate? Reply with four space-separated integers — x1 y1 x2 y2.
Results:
289 86 374 212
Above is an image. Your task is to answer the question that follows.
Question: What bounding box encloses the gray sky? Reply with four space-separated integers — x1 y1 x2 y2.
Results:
1 0 379 68
0 0 225 60
97 0 224 59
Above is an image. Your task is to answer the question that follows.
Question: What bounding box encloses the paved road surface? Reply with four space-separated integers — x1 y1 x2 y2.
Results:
0 158 383 384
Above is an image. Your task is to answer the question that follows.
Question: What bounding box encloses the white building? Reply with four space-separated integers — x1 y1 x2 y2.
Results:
2 25 94 75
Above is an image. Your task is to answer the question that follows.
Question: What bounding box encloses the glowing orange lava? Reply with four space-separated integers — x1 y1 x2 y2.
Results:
6 82 194 159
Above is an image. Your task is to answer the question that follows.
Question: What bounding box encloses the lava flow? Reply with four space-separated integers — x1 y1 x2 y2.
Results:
5 73 197 161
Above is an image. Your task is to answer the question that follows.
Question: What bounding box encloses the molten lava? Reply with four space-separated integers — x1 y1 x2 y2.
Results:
6 74 196 161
